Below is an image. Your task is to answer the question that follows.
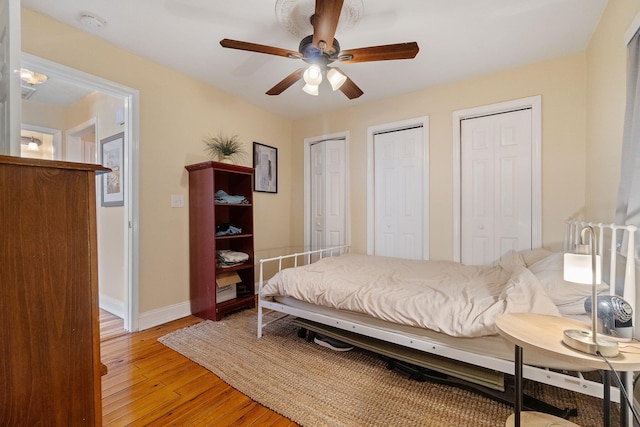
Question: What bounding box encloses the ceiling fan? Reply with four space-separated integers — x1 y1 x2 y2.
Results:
220 0 419 99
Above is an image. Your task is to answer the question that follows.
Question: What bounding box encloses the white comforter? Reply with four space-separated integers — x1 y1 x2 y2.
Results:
261 253 560 337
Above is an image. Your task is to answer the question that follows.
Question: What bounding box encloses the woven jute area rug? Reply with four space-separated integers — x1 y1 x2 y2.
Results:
159 309 613 427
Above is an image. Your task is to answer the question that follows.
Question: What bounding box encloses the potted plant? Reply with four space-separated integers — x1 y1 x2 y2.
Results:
203 132 246 164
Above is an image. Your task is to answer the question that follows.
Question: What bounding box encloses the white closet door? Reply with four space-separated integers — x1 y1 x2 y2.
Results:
461 109 532 265
373 127 424 259
310 139 346 252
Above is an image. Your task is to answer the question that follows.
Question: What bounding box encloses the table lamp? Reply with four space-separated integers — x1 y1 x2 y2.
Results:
563 225 619 357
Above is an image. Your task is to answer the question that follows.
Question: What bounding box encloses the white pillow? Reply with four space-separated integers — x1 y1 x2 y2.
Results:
527 252 609 315
500 248 552 273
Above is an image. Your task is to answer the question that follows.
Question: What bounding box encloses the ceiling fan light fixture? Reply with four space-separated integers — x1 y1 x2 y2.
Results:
302 83 319 96
20 68 48 85
327 68 347 91
303 64 322 85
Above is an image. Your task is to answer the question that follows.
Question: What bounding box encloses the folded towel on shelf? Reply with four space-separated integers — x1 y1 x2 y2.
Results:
215 190 249 204
217 249 249 267
216 223 243 236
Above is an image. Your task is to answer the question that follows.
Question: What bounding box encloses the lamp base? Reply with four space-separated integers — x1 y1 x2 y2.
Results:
562 329 619 357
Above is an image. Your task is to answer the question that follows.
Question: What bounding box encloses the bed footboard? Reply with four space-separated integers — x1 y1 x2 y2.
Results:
257 245 350 338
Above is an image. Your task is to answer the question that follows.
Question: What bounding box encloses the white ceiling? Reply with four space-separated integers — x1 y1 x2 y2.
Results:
21 0 608 119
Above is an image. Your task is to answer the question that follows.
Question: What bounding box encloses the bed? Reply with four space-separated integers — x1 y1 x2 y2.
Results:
257 221 638 423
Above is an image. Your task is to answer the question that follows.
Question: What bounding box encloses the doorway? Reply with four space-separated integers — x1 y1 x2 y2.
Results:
65 118 97 164
367 117 429 260
453 96 541 264
21 53 140 332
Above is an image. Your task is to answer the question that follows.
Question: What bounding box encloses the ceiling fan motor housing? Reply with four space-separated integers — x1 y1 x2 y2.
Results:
299 34 340 65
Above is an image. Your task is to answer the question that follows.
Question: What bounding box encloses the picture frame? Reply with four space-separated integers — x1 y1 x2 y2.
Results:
253 142 277 193
101 132 125 207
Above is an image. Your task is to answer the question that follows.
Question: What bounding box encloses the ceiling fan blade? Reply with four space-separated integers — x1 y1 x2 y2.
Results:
312 0 344 51
339 42 419 63
338 74 363 100
266 68 305 96
220 39 302 59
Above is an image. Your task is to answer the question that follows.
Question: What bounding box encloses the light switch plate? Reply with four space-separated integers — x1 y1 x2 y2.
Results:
171 194 184 208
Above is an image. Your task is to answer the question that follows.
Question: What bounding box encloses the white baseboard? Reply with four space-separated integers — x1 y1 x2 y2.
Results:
138 301 192 331
99 294 125 318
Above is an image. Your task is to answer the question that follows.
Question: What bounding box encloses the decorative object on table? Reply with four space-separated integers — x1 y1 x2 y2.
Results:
563 225 619 356
584 295 633 338
203 131 246 164
100 132 125 207
253 141 277 193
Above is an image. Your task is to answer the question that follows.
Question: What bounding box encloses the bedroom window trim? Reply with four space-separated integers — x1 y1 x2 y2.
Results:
625 11 640 46
615 16 640 263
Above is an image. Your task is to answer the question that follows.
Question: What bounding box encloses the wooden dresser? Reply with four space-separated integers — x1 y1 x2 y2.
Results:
0 155 108 426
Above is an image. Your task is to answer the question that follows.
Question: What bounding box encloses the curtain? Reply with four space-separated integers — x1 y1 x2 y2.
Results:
615 31 640 238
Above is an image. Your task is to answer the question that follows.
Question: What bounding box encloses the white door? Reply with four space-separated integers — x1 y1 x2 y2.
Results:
65 119 97 164
461 109 532 265
0 0 20 155
310 139 347 252
373 126 426 259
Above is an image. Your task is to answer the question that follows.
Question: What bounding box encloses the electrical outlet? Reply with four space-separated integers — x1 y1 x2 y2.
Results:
171 194 184 208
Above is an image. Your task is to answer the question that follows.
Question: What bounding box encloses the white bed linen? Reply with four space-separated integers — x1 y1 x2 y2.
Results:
262 253 560 337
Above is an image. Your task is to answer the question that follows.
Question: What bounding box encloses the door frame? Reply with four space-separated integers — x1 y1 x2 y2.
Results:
21 123 62 159
303 131 350 250
452 95 541 262
22 52 141 332
366 116 429 258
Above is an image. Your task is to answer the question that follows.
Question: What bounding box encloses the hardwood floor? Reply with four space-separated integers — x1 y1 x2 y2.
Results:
100 309 127 341
100 312 297 426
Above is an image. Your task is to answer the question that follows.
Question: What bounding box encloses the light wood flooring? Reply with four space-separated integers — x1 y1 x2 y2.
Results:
99 310 296 426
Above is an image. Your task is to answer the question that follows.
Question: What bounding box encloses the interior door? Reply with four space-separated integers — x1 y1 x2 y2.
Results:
373 126 426 259
310 139 347 252
461 109 532 265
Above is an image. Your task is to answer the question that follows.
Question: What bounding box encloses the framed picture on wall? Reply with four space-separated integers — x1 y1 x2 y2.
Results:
101 132 125 207
253 142 277 193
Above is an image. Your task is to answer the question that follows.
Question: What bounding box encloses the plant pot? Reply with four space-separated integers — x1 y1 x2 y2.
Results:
219 156 233 164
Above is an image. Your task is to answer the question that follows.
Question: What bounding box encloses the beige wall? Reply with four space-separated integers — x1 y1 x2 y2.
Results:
22 8 294 315
586 0 640 221
291 0 640 258
21 0 640 320
292 53 588 258
22 100 67 130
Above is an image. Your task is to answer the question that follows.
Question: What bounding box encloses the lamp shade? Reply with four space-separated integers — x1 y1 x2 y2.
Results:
327 68 347 91
303 64 322 86
302 83 319 96
563 253 601 284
